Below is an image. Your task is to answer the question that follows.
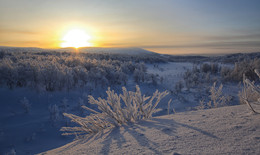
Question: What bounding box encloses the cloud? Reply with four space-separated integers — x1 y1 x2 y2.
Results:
203 33 260 41
0 27 37 35
140 41 260 49
0 40 49 48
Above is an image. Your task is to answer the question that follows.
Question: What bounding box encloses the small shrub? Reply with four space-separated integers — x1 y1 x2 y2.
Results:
201 63 219 74
227 58 260 82
175 81 184 94
201 63 211 73
49 104 60 122
208 82 231 108
239 69 260 114
195 99 206 110
210 63 219 74
220 66 232 81
61 98 68 113
4 148 16 155
61 85 169 137
20 97 31 113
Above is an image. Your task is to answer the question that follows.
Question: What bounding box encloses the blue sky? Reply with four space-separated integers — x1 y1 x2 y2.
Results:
0 0 260 54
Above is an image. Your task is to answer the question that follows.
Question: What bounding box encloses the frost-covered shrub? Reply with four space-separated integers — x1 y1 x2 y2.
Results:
61 85 169 136
208 82 231 108
224 58 260 82
48 104 60 122
194 99 206 110
201 63 219 74
167 99 172 115
150 74 159 85
4 148 16 155
0 59 16 89
0 50 158 91
220 66 232 81
175 81 184 93
61 98 68 113
195 82 230 110
0 50 5 59
25 132 36 142
133 69 145 83
201 63 211 73
239 69 260 114
183 66 202 90
205 72 211 83
239 83 260 107
20 97 31 113
211 63 219 73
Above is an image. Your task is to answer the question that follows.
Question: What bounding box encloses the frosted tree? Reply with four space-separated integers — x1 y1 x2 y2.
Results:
133 69 144 83
61 85 169 137
239 69 260 114
0 50 162 91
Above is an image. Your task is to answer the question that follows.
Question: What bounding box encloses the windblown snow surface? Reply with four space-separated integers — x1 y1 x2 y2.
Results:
41 105 260 155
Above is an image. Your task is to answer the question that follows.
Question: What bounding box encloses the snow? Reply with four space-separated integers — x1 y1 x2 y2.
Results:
147 62 194 88
41 105 260 155
1 48 259 154
0 61 241 155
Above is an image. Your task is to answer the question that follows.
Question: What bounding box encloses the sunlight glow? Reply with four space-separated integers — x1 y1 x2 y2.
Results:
61 29 92 48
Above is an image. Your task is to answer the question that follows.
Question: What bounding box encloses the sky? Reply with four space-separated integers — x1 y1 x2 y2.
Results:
0 0 260 55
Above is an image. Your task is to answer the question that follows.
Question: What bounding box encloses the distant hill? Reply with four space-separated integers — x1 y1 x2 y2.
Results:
77 47 155 55
0 46 156 55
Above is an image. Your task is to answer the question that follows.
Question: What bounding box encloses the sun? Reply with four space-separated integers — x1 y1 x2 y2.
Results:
61 29 92 48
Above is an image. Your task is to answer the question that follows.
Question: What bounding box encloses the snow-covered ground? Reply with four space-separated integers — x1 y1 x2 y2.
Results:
0 61 242 155
147 62 193 77
41 104 260 155
0 54 253 155
147 62 194 89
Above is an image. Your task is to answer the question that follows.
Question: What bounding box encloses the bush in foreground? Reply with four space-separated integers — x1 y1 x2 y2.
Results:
239 69 260 114
61 85 169 137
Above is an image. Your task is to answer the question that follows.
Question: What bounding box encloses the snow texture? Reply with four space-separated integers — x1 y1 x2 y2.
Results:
41 105 260 155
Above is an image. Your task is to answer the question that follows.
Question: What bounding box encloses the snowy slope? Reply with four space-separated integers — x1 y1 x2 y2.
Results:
41 105 260 155
147 62 194 88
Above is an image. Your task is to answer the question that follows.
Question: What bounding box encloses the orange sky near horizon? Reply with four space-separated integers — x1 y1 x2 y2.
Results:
0 0 260 55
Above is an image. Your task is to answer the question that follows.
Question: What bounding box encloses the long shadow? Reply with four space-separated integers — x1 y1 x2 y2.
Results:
100 127 126 155
134 119 177 136
57 129 111 153
58 117 219 154
56 133 98 153
176 122 220 139
124 125 163 155
101 120 177 155
153 118 220 140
